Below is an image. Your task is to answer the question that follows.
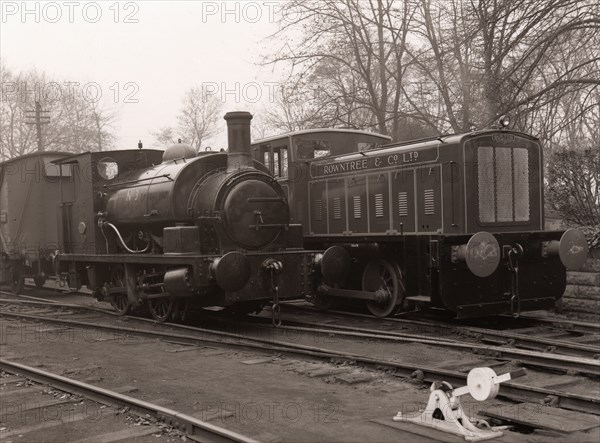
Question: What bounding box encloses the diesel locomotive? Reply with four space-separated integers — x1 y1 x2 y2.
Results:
2 112 317 322
252 118 588 318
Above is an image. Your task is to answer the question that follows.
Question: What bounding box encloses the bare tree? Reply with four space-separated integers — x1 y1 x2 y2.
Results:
153 87 222 151
152 126 178 147
177 87 222 150
260 77 339 132
411 0 600 132
267 0 418 139
0 63 117 160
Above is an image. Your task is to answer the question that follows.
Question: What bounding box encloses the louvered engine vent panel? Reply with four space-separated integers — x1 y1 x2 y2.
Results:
314 199 323 221
424 189 435 215
353 196 362 219
333 197 341 220
375 194 384 218
398 192 408 217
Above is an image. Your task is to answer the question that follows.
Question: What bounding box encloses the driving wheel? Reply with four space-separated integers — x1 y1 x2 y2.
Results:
362 259 404 317
109 265 130 315
148 297 175 322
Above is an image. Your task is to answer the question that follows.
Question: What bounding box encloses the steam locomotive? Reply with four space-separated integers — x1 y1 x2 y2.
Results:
252 118 588 318
1 112 317 322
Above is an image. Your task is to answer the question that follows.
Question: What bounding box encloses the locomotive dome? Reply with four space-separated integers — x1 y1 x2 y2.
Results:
162 141 197 162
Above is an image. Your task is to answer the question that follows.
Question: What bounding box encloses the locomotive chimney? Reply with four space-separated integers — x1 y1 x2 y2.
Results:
224 111 253 170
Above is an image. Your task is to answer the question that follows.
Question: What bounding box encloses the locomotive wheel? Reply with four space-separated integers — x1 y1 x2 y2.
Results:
362 259 404 318
148 297 174 322
111 294 130 316
34 273 46 288
109 266 130 316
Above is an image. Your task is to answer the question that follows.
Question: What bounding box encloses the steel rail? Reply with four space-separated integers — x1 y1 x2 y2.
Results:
499 313 600 335
3 294 600 382
3 296 598 364
262 310 600 360
3 302 600 377
0 297 120 316
1 310 599 415
229 319 600 377
0 359 258 443
8 288 598 359
275 303 600 358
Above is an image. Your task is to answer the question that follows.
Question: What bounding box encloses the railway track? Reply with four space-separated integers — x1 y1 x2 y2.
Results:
8 287 600 360
1 293 600 416
3 296 599 376
15 281 600 353
0 359 257 443
269 302 600 357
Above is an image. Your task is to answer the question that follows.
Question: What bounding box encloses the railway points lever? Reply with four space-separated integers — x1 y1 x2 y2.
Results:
393 367 527 441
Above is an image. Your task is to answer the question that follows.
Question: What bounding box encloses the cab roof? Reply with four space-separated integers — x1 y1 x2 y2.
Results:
252 128 392 145
0 151 73 165
53 149 164 164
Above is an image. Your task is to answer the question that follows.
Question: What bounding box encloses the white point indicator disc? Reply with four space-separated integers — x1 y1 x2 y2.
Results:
467 367 500 401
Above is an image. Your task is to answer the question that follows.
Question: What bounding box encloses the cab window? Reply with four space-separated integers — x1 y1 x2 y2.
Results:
263 151 271 171
296 140 331 160
279 148 288 178
272 148 288 178
258 144 289 179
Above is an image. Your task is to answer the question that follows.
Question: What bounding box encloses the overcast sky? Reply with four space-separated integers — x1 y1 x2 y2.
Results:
1 1 286 149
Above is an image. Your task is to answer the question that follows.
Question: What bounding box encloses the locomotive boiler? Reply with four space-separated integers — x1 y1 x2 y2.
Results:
55 111 316 321
251 118 588 318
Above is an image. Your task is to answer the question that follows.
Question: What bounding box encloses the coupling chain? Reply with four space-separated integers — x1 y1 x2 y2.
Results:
270 269 282 327
507 245 522 318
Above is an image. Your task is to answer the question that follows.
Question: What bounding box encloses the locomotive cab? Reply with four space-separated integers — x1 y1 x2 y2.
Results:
252 129 391 228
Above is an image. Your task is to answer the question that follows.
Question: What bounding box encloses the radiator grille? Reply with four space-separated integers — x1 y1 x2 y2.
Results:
424 189 435 215
333 197 341 220
513 148 530 222
398 192 408 217
353 196 362 219
478 146 529 223
496 148 513 222
374 194 384 218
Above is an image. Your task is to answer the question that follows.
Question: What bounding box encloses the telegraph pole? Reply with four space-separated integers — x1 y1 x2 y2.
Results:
25 101 50 151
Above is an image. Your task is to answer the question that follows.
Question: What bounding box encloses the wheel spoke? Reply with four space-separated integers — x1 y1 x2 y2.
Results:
149 297 173 322
363 259 404 318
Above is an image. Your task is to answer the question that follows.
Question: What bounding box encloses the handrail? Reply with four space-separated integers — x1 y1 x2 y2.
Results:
103 174 172 189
